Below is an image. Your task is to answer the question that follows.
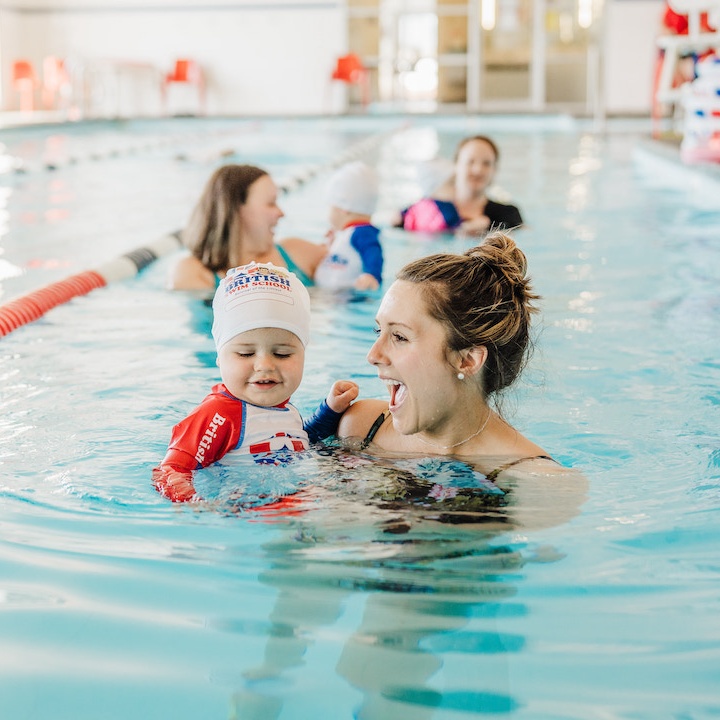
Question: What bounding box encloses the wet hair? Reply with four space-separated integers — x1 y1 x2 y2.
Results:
182 164 268 273
454 135 500 164
396 231 539 397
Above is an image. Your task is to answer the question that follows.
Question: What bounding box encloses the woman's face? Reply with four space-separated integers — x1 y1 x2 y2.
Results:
454 139 497 198
237 174 285 255
367 280 459 436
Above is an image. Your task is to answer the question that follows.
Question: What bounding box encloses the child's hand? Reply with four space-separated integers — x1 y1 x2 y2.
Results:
153 466 199 503
354 273 380 291
327 380 359 414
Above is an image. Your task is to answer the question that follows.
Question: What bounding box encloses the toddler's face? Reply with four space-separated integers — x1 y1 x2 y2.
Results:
328 205 347 233
217 327 305 407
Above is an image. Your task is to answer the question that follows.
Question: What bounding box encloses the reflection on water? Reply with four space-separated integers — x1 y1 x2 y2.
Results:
191 449 581 719
229 516 546 719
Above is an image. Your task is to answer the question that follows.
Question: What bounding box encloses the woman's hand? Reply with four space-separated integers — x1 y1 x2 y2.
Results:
457 215 491 238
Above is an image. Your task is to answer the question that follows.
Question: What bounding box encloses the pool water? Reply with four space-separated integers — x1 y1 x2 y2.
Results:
1 116 719 719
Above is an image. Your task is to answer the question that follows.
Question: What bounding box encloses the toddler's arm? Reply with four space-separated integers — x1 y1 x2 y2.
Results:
327 380 360 413
304 380 359 442
153 394 237 503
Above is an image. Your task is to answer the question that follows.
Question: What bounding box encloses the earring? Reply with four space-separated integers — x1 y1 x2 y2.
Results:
457 372 465 380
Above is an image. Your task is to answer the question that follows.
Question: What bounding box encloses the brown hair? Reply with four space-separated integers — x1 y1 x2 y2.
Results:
396 231 539 396
454 135 500 164
182 164 268 273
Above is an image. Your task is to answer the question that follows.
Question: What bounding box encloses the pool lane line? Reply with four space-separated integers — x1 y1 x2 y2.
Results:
0 231 182 338
276 121 408 194
5 121 262 175
1 121 409 337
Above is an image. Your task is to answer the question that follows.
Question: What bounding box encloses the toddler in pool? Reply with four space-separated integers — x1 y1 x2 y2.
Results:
314 161 383 291
153 261 358 502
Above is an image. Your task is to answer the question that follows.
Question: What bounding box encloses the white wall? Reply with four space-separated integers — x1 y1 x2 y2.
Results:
2 1 347 116
0 8 25 110
603 0 662 115
2 0 669 117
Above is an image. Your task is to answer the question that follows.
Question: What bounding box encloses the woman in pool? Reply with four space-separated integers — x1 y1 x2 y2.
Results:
337 231 555 481
400 135 523 236
170 164 327 291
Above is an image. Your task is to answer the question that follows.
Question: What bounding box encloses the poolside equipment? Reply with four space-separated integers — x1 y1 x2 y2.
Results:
680 53 720 161
162 58 206 116
330 53 370 107
11 59 39 112
654 0 720 118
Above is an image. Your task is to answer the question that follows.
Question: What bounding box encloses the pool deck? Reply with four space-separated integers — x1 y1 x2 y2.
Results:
636 132 720 187
0 109 70 129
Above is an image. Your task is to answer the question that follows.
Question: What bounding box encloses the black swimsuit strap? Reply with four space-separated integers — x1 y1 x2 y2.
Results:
361 415 555 481
360 411 389 449
485 455 556 483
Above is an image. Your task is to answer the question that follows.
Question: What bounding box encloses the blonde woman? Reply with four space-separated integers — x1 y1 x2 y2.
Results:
400 136 523 236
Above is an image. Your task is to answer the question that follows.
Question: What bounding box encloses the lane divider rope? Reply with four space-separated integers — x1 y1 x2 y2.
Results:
3 121 261 175
0 232 182 337
0 122 410 339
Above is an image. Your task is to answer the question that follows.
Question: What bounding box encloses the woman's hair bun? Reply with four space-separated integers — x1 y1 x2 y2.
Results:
465 231 530 293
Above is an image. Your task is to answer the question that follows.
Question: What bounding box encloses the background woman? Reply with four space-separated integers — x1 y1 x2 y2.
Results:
400 135 523 236
169 164 327 291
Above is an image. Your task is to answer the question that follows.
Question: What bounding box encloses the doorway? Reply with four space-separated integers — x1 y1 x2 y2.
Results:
347 0 603 114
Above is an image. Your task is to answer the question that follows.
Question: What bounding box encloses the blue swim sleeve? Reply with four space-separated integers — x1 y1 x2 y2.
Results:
350 225 383 283
304 400 344 443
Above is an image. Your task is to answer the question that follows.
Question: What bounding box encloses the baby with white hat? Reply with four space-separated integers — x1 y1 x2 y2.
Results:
314 161 384 292
154 261 358 503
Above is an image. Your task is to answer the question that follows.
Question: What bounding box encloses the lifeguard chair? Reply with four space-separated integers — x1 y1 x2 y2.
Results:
162 58 206 116
653 0 720 132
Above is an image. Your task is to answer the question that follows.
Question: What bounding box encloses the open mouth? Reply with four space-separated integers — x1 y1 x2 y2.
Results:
384 380 407 411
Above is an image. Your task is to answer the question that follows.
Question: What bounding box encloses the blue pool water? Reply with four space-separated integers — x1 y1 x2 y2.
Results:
1 116 719 719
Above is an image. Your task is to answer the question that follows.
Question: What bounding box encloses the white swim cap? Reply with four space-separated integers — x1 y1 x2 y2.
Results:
326 161 378 216
212 261 311 349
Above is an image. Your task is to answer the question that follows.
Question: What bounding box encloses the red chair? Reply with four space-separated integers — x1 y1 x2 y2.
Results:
162 58 206 115
331 53 370 106
12 60 39 112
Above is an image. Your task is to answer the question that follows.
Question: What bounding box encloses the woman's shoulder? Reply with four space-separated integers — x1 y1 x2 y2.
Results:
169 253 217 291
337 398 388 441
277 237 327 280
278 237 327 262
485 198 523 227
